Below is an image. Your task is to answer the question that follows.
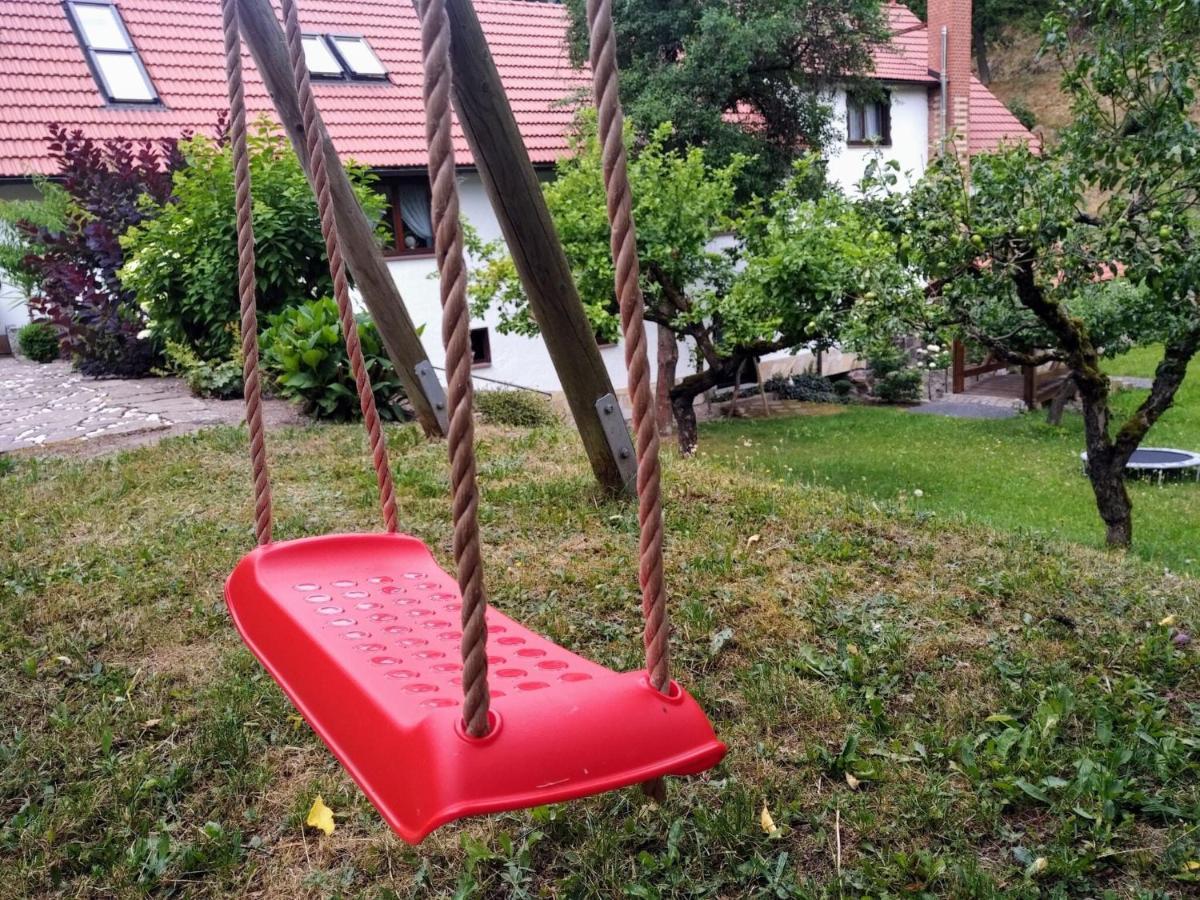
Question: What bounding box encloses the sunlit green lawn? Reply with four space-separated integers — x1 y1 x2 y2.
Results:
703 348 1200 575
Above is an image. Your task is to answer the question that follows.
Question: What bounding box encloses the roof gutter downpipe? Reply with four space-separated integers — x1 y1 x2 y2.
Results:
939 25 949 154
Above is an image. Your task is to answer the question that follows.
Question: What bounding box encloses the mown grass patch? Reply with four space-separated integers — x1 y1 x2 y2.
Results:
703 351 1200 576
1 423 1198 897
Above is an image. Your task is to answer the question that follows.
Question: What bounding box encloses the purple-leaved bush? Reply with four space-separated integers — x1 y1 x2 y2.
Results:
21 124 187 376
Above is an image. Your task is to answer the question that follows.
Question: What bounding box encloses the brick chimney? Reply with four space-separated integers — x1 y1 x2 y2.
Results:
927 0 972 158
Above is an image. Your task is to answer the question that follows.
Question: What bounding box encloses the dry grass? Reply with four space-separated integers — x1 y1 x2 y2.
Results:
1 422 1198 897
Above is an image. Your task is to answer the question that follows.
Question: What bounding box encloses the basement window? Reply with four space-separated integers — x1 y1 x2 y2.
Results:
65 1 158 103
470 328 491 367
847 93 891 146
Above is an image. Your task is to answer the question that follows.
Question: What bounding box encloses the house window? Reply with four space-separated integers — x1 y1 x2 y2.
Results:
470 328 491 367
376 178 434 256
328 35 387 79
302 34 388 81
65 1 158 103
847 93 891 145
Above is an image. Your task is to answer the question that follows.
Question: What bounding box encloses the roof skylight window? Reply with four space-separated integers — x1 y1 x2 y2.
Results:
301 34 389 81
65 1 158 104
302 34 345 78
329 35 387 78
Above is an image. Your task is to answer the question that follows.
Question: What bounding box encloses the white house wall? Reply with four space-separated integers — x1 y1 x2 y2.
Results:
382 171 683 397
825 85 929 195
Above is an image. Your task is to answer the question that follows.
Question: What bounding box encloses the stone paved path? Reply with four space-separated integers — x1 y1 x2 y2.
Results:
1 357 302 455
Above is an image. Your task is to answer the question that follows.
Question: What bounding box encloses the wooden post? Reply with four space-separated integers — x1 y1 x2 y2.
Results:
442 0 631 494
236 0 446 437
951 340 966 394
1022 364 1037 410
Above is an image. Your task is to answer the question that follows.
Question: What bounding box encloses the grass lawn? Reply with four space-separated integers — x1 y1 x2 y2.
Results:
703 349 1200 576
1 422 1198 897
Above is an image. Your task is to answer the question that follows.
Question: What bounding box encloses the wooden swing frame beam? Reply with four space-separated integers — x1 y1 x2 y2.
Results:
238 0 446 438
237 0 634 494
441 0 632 494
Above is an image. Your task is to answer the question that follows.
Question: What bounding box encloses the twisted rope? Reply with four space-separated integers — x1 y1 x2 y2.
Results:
414 0 491 737
279 0 398 534
586 0 671 694
222 0 272 546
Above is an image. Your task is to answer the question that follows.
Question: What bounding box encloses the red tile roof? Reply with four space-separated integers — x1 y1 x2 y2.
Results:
0 0 1037 179
874 2 1040 154
873 2 937 84
968 76 1041 155
0 0 587 177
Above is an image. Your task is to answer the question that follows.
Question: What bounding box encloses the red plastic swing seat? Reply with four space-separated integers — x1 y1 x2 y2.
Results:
226 532 726 844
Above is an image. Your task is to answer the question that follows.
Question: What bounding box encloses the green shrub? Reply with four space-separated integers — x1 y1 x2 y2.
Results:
768 372 838 403
162 340 243 400
0 178 70 298
120 122 385 359
1008 99 1038 132
16 321 60 363
260 298 406 421
474 390 558 428
868 346 923 404
833 378 854 398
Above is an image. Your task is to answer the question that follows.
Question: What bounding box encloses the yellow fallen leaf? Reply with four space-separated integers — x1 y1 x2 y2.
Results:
746 534 761 548
1029 857 1048 876
760 802 777 835
845 772 861 790
847 644 860 657
1186 860 1200 872
1160 615 1177 627
306 795 335 836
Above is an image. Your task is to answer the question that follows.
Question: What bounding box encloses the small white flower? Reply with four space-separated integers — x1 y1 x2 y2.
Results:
136 329 151 340
913 489 924 497
927 344 941 352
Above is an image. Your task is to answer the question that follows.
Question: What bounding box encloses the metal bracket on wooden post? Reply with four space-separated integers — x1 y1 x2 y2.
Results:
415 361 450 435
594 393 638 491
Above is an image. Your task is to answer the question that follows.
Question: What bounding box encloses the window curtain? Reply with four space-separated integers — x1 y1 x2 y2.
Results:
864 103 881 140
398 182 433 244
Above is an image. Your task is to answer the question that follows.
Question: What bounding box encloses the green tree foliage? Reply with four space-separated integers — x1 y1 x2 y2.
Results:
868 0 1200 549
469 117 911 449
0 179 70 299
563 0 890 194
120 121 385 360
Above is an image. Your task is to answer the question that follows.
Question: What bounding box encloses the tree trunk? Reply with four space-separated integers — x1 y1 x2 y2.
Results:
669 355 740 453
726 359 747 419
655 324 677 436
1078 376 1134 548
671 391 699 456
974 22 992 85
1084 452 1134 548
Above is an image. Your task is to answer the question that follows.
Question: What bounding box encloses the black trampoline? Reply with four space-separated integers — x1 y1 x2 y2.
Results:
1081 448 1200 484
